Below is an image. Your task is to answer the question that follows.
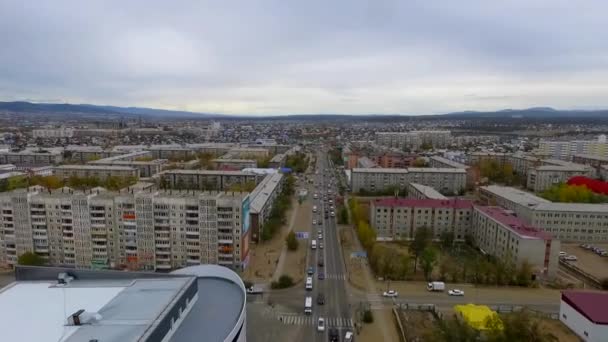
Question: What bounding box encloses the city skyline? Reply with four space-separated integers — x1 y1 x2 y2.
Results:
1 1 607 115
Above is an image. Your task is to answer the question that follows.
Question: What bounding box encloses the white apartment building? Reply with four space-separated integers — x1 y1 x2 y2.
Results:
407 183 447 200
369 198 473 241
375 131 451 150
472 206 560 278
0 187 249 271
32 127 74 139
479 185 608 242
226 147 270 158
54 165 138 181
213 159 258 170
527 165 591 192
248 173 284 242
161 170 264 190
407 168 467 195
350 168 409 193
0 147 64 166
539 135 608 160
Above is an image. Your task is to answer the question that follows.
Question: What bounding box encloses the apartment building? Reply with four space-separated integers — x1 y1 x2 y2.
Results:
248 173 284 242
32 127 74 138
0 187 249 271
429 155 474 186
572 154 608 177
527 164 591 192
350 168 409 193
54 165 138 181
407 183 447 200
0 147 64 166
375 131 451 150
479 185 608 242
369 198 473 241
356 157 378 168
148 145 194 160
89 160 164 178
539 135 608 160
407 168 467 195
467 152 508 167
161 170 263 190
226 147 269 158
269 153 286 168
89 150 153 163
213 159 257 170
472 206 560 278
65 145 114 163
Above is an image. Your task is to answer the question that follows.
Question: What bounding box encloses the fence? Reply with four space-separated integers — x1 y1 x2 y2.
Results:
559 259 602 289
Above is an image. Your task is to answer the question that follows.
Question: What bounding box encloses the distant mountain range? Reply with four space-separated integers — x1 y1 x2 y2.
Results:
0 101 607 120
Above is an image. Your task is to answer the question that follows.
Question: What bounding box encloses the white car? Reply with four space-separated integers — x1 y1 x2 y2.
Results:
558 251 567 256
382 290 398 297
320 242 324 249
448 289 465 296
312 220 317 225
317 317 325 332
564 255 578 261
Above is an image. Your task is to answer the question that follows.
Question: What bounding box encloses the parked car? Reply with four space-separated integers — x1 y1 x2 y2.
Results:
564 255 578 261
448 289 465 296
559 251 567 257
344 331 354 342
580 244 590 249
382 290 398 297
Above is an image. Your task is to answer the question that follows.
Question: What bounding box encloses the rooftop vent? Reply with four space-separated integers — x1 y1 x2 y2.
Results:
57 272 75 285
67 309 102 326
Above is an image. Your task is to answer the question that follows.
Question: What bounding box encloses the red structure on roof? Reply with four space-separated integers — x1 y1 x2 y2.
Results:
567 176 608 195
561 291 608 325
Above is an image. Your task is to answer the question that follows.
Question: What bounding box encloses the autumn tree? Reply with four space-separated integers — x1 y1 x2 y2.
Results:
18 252 45 266
410 227 432 273
420 246 438 280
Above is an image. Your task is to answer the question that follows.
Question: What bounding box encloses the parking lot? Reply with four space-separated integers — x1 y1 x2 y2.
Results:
562 243 608 280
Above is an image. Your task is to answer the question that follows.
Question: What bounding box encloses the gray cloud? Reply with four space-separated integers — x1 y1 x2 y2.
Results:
0 0 607 114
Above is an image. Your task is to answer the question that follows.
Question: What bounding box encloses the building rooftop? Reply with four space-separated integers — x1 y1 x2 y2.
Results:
533 202 608 213
573 154 608 162
408 167 466 173
430 156 469 169
373 198 473 209
474 206 552 239
408 183 447 200
249 173 283 212
561 291 608 325
0 265 245 342
480 185 551 206
213 159 256 163
352 168 409 174
162 169 257 176
535 165 587 172
55 165 137 171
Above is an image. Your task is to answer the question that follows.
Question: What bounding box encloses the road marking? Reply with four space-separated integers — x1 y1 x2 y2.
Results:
277 314 353 327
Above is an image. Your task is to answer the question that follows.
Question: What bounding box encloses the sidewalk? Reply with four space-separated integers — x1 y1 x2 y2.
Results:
272 196 302 282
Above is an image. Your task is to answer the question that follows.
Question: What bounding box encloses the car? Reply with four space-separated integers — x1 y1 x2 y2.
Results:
564 255 578 261
596 249 607 255
317 317 325 332
382 290 398 297
329 328 339 342
318 272 325 280
344 331 354 342
312 220 317 225
307 267 314 275
320 242 324 249
580 244 590 249
318 234 323 240
318 229 322 234
319 220 323 225
559 251 567 256
448 289 465 296
318 260 324 267
317 293 325 305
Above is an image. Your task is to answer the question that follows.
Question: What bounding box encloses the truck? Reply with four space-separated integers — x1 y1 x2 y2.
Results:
427 281 445 292
246 285 264 294
304 296 312 314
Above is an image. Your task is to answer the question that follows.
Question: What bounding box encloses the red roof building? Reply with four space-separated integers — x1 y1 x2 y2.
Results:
560 291 608 341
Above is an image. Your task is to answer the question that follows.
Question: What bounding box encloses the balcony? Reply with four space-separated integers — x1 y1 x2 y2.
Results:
93 250 108 257
156 263 171 270
218 239 233 244
218 259 233 265
186 259 200 265
155 249 171 255
34 247 49 253
155 241 170 248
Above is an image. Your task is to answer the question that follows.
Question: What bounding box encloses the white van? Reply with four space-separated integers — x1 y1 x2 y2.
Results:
306 277 313 291
304 296 312 314
313 205 318 213
311 240 317 250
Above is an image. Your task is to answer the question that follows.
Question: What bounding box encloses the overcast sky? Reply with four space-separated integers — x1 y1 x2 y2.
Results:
0 1 607 115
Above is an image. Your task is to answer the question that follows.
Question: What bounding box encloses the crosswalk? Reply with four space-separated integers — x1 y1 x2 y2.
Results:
324 273 346 280
278 314 354 327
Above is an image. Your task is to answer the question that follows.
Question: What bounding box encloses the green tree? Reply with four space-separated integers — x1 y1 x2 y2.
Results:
440 231 455 250
410 227 432 273
515 260 534 286
270 274 294 289
413 157 428 167
0 178 8 192
362 309 374 323
18 252 45 266
285 231 298 251
430 313 480 342
487 310 558 342
420 246 438 280
338 206 348 224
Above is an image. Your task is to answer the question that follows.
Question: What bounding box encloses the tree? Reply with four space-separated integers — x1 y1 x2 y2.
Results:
338 206 348 224
440 231 455 250
18 252 45 266
0 178 8 192
286 231 298 251
420 246 438 280
362 309 374 323
515 260 534 286
270 274 294 289
410 227 432 273
429 313 480 342
413 157 428 167
487 310 558 342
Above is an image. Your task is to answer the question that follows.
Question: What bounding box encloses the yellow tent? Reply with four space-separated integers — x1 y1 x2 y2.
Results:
454 304 503 331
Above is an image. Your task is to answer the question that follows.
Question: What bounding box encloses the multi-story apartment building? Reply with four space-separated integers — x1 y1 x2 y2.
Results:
213 159 257 170
269 153 286 168
54 165 138 181
350 168 409 193
226 147 269 159
572 154 608 177
407 183 447 200
0 187 249 271
527 164 591 192
375 131 451 150
369 198 473 241
248 173 284 242
161 170 264 190
467 152 508 167
472 206 560 278
479 185 608 242
351 167 466 195
32 127 74 139
89 160 164 178
538 135 608 160
407 168 467 195
65 145 114 163
0 147 64 166
148 145 194 160
429 155 474 186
